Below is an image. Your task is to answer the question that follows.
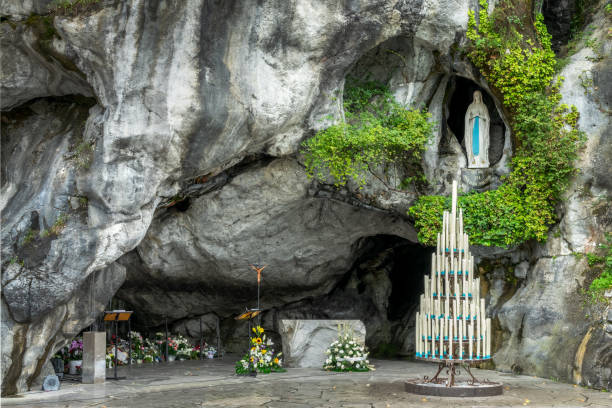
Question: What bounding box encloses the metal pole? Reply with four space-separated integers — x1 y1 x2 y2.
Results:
199 317 203 360
165 318 169 363
114 319 118 379
216 315 221 360
128 319 132 368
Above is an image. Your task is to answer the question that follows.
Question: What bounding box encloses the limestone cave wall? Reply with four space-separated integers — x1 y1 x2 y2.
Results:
1 0 610 395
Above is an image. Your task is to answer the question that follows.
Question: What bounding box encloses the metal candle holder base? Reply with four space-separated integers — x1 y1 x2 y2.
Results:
405 361 503 397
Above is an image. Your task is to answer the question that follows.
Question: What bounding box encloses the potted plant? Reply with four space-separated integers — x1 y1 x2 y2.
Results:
50 351 65 378
205 345 216 359
67 338 83 375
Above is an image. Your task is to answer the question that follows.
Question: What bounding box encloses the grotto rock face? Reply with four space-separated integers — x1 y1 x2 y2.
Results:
0 0 611 395
115 158 415 324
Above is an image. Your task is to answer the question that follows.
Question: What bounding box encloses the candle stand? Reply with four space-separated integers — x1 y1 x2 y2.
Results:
405 181 502 397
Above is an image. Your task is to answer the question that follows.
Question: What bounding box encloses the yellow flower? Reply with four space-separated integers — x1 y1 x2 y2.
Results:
258 327 264 334
251 347 256 351
250 357 254 362
274 358 279 364
252 327 257 333
255 338 262 344
262 349 267 354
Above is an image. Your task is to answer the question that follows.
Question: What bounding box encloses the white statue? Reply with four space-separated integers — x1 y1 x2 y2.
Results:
464 91 490 168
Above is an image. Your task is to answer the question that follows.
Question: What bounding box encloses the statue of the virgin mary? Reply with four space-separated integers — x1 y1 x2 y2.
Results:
465 91 490 168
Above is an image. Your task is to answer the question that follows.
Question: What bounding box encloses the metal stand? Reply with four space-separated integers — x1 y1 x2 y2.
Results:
406 361 503 397
165 317 169 363
199 317 203 360
107 319 124 380
104 310 132 381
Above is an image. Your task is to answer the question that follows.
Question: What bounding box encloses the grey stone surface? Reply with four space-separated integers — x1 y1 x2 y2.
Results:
0 0 55 18
279 320 365 368
0 22 93 110
2 359 612 407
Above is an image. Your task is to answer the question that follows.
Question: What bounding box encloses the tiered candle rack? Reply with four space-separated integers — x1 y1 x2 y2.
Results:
405 181 502 397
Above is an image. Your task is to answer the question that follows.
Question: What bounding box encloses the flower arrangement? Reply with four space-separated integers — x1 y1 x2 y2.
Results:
175 334 192 360
323 324 372 372
130 331 146 361
236 326 284 374
68 338 83 360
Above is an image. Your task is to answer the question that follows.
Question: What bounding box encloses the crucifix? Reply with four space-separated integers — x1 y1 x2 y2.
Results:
250 264 266 313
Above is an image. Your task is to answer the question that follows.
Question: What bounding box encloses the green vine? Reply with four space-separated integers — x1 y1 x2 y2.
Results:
301 77 434 190
409 0 585 247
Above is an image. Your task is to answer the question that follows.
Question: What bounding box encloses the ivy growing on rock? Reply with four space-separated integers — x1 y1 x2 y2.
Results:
409 0 585 247
301 77 434 190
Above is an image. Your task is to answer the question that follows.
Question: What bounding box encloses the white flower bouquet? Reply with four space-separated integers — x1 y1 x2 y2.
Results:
323 324 372 372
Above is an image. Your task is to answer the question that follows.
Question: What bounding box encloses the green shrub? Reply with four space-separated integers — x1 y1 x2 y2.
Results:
301 77 434 189
409 0 585 247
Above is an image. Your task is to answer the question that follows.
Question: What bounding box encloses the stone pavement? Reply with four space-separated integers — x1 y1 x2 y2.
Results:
2 357 610 407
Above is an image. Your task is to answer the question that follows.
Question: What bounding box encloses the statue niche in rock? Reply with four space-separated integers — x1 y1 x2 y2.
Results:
465 91 490 168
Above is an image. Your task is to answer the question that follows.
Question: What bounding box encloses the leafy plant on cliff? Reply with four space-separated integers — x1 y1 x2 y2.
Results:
588 234 612 292
409 0 585 247
301 77 434 190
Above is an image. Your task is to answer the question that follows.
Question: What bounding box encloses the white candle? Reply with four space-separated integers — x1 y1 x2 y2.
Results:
436 255 441 297
416 312 420 356
445 290 449 319
432 317 437 359
445 258 450 297
423 315 428 357
453 299 458 341
459 319 463 360
454 273 459 298
476 319 481 359
440 317 445 358
486 318 491 358
449 315 453 359
469 323 473 360
459 207 464 242
442 212 447 251
451 180 457 218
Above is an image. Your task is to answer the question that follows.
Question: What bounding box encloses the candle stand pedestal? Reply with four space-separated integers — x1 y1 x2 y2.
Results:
405 360 502 397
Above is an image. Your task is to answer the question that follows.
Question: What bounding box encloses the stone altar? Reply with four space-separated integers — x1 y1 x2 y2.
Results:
279 320 366 368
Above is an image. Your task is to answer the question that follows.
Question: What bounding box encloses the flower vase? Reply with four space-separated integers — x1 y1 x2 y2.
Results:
68 360 82 375
207 351 214 359
167 354 176 362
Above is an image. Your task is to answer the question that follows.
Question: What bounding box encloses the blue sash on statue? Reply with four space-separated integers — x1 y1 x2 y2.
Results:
472 116 480 156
